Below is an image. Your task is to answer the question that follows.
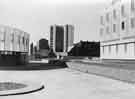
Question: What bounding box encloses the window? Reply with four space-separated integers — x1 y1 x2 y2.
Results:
131 18 135 28
134 42 135 55
121 5 125 16
26 39 29 49
11 33 14 42
0 28 5 41
106 13 110 22
113 9 117 19
100 16 104 25
103 46 104 54
18 36 20 44
122 21 125 30
26 39 27 47
113 24 116 32
23 37 25 45
131 0 135 11
124 43 127 53
106 26 110 34
100 28 104 36
116 44 118 53
109 45 111 53
1 32 5 41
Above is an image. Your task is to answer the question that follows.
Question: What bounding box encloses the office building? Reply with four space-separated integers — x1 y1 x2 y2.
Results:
100 0 135 59
36 38 49 58
50 24 74 57
64 24 74 52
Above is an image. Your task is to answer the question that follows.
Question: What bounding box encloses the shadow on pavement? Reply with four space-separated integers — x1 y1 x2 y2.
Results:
0 62 67 71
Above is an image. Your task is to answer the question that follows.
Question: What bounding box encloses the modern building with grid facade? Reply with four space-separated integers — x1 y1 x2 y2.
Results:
100 0 135 59
50 24 74 57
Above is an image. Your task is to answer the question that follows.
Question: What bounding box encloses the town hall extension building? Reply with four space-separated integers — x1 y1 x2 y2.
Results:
100 0 135 59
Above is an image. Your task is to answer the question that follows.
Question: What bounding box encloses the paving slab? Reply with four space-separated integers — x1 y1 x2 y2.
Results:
0 68 135 99
66 59 135 83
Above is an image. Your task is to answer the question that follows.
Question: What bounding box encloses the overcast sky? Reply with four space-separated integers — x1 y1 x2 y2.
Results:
0 0 111 44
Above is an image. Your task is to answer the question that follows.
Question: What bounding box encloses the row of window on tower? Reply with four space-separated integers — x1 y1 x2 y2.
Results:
100 18 135 36
100 0 135 36
100 0 135 25
102 42 135 55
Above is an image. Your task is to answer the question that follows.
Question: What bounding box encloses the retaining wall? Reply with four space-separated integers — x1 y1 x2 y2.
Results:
66 61 135 83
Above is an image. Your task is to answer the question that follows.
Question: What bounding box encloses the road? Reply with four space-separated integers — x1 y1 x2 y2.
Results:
0 68 135 99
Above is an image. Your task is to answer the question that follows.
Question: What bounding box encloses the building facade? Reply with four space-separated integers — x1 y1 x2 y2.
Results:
36 38 49 58
68 41 100 57
50 24 74 57
64 24 74 52
100 0 135 59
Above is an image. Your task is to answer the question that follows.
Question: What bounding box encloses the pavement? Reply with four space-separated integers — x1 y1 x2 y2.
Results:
70 58 135 70
0 68 135 99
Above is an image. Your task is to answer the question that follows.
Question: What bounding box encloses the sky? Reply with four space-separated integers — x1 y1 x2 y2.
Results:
0 0 111 44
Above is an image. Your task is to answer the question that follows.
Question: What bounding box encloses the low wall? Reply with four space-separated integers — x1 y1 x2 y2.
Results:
0 54 28 66
66 61 135 83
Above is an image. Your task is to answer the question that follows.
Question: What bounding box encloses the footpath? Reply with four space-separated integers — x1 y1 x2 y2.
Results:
66 59 135 83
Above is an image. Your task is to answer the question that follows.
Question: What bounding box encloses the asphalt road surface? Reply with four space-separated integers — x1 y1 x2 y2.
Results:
0 68 135 99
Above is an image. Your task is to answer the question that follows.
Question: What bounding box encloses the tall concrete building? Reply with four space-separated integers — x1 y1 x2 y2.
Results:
100 0 135 59
50 24 74 57
64 24 74 52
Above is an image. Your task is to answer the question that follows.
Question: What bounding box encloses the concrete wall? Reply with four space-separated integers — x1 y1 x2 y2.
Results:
0 25 29 53
100 0 135 59
66 61 135 83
